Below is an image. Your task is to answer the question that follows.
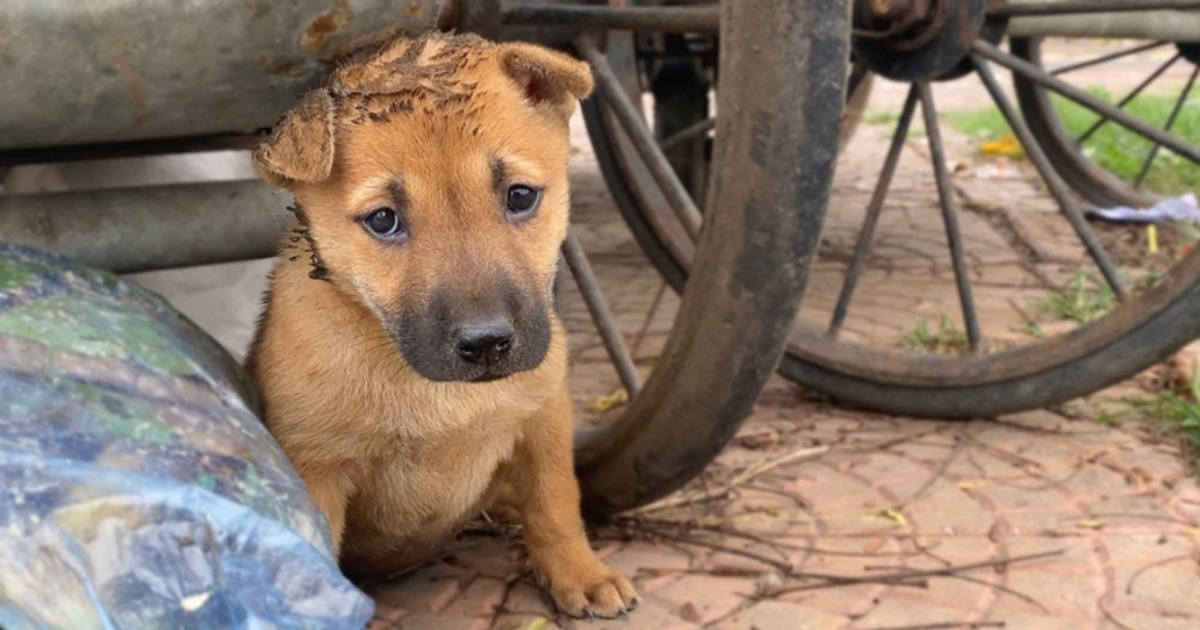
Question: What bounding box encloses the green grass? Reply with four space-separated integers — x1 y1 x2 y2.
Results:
1107 362 1200 469
1035 271 1116 324
902 314 969 355
943 88 1200 197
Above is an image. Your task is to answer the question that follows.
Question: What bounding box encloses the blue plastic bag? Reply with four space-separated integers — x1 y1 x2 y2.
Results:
0 242 373 629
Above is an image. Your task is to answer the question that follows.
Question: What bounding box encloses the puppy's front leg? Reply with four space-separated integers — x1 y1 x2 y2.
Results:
515 386 638 618
296 466 354 556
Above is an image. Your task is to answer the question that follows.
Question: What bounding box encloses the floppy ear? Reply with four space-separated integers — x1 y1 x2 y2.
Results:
497 42 594 118
253 89 337 189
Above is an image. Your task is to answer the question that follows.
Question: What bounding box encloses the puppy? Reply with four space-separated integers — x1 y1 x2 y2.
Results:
246 31 638 618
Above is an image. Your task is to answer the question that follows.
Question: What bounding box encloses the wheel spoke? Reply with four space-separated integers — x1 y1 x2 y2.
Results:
1134 65 1200 189
974 56 1129 300
578 36 704 239
1077 53 1181 144
828 84 920 337
562 232 642 396
917 82 982 352
1050 41 1166 76
659 117 716 152
990 0 1200 17
973 40 1200 165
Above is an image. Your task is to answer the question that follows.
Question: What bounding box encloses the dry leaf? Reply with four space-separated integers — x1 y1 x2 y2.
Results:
679 602 702 623
957 480 987 490
588 388 628 412
523 618 550 630
1077 519 1106 530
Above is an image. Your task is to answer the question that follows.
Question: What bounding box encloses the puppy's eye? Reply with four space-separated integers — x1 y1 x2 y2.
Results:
362 207 405 239
506 185 540 216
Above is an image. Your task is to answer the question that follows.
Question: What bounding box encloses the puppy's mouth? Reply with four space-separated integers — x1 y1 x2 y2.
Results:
468 371 512 384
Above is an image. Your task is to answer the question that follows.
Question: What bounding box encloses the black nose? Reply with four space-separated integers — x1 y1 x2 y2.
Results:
453 319 515 365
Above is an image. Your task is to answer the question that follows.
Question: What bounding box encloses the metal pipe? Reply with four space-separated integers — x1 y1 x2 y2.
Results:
0 181 291 273
577 37 704 239
500 4 719 33
993 0 1200 16
0 0 450 151
1008 11 1200 42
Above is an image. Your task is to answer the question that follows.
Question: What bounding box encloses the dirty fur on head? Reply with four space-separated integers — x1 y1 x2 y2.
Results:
247 30 637 620
253 31 594 191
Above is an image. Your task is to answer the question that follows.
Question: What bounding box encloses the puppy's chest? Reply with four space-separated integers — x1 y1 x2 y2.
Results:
351 424 519 542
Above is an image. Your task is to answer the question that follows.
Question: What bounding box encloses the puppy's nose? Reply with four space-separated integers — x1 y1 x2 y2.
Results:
454 319 515 365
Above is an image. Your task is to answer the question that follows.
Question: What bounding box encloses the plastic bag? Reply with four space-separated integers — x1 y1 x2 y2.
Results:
0 243 373 629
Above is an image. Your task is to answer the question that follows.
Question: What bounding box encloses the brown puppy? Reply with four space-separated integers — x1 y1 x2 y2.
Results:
247 31 637 618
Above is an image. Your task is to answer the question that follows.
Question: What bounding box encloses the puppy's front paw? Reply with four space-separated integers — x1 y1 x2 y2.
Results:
537 560 639 619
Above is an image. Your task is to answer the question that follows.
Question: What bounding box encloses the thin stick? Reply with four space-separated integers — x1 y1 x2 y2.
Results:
859 622 1005 630
625 445 829 515
769 548 1067 596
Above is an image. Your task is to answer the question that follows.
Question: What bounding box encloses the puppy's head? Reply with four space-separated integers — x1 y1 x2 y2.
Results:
254 33 593 383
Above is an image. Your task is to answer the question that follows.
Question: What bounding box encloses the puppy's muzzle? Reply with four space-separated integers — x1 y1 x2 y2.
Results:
395 277 552 383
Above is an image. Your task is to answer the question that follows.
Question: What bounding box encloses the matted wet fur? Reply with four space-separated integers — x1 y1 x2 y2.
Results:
248 31 638 618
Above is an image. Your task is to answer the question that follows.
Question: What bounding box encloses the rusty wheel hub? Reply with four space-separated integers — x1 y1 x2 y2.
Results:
852 0 995 81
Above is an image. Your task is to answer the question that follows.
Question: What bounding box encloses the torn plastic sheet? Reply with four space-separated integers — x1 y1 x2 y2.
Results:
1085 193 1200 224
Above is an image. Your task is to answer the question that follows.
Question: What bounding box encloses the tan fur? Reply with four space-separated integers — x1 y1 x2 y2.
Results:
248 31 635 618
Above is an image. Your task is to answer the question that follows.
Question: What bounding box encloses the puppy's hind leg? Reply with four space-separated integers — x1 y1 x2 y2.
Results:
512 386 639 619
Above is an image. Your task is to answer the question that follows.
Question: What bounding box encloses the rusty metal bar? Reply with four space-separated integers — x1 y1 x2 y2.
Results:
828 84 920 338
659 118 716 153
973 40 1200 166
1078 53 1180 144
1049 40 1167 76
917 82 982 353
1007 11 1200 41
0 134 262 168
992 0 1200 16
577 36 704 239
500 3 719 33
0 0 448 151
974 57 1128 300
1134 64 1200 188
561 232 641 396
0 181 291 273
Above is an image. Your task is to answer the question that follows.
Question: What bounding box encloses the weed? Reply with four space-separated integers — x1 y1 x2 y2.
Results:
1109 362 1200 468
902 314 969 355
1035 271 1115 324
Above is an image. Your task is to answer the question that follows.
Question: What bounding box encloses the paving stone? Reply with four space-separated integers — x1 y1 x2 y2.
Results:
710 600 847 630
653 575 755 625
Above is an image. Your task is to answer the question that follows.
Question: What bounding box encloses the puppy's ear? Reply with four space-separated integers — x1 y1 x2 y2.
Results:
253 89 337 189
497 43 594 118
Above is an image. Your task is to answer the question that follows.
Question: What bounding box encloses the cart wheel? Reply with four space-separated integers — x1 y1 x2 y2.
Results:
1012 35 1200 208
518 1 850 515
585 0 1200 419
